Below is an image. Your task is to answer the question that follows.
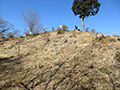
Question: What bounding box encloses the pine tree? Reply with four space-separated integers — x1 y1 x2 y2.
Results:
72 0 101 31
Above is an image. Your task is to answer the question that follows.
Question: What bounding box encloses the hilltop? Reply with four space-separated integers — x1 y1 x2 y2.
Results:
0 30 120 90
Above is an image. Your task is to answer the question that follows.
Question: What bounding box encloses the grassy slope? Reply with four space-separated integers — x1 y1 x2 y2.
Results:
0 30 120 90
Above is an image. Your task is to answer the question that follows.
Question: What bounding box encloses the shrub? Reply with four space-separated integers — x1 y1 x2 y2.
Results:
57 28 64 34
51 27 55 31
7 32 14 38
25 30 30 36
19 36 24 38
25 34 32 36
32 33 39 36
60 24 68 31
110 38 116 42
43 28 47 32
86 27 89 32
96 37 102 40
117 38 120 42
98 67 109 74
91 29 95 34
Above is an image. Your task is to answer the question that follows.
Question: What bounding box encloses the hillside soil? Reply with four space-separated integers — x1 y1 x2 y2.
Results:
0 30 120 90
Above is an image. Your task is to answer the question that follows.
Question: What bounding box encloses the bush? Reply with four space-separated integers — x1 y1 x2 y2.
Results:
7 32 14 38
25 33 32 36
51 27 55 31
86 27 89 32
32 33 39 36
60 24 68 31
19 36 24 38
25 30 30 36
98 67 109 74
110 38 116 42
117 38 120 42
91 29 95 34
57 28 64 34
43 28 47 32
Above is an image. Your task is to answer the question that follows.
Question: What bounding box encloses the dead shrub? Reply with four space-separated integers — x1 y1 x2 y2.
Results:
57 28 64 34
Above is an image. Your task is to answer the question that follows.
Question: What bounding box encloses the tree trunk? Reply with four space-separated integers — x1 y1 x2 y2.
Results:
82 16 84 32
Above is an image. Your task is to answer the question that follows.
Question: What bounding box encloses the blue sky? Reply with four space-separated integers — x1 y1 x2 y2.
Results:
0 0 120 35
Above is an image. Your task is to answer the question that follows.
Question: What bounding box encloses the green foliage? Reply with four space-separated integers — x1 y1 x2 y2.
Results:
75 46 78 49
96 37 102 40
98 67 109 74
72 0 100 31
54 76 60 80
19 67 24 70
72 0 101 18
74 56 79 61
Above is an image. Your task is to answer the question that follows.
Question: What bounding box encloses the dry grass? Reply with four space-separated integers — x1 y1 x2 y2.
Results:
0 30 120 90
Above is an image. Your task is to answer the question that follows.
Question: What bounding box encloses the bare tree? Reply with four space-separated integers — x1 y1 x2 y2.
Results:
22 8 43 34
0 18 9 37
51 27 55 31
7 30 19 38
0 17 15 38
91 29 95 34
86 27 89 32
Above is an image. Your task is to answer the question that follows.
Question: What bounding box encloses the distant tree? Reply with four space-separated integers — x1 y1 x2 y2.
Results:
0 17 15 38
51 27 55 31
43 28 47 32
91 29 95 34
60 24 68 31
57 27 63 34
7 30 19 38
24 30 30 36
86 27 89 32
72 0 101 31
0 18 9 37
75 25 78 30
22 8 43 34
7 32 14 38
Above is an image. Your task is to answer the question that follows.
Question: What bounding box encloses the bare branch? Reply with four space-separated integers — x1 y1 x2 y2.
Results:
22 8 43 34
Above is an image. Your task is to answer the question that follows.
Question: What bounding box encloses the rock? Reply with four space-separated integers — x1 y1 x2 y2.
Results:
54 58 61 65
64 39 67 43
